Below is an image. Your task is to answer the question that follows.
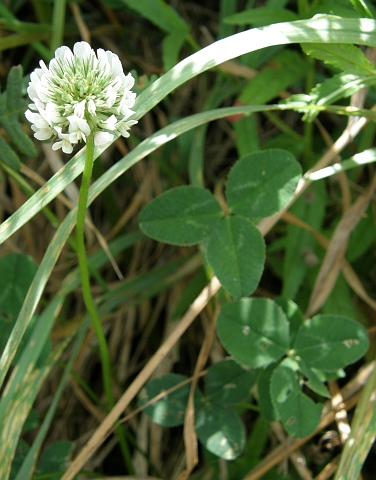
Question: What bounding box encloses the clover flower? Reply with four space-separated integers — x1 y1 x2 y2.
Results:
25 41 137 154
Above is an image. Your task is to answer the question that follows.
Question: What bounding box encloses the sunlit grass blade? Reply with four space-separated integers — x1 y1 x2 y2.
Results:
334 362 376 480
13 319 89 480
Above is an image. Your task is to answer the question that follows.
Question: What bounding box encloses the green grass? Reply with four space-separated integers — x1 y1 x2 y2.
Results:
0 1 375 479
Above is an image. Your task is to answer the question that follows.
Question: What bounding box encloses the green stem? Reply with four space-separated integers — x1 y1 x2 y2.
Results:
76 135 134 472
75 134 115 408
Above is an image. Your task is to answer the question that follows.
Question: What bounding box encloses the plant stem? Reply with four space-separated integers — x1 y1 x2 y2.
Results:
75 133 115 408
76 135 134 472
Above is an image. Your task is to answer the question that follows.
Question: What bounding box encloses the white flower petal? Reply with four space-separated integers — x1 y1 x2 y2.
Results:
94 131 114 146
74 41 93 61
88 100 96 115
100 114 117 130
74 100 86 118
34 129 54 141
68 115 91 137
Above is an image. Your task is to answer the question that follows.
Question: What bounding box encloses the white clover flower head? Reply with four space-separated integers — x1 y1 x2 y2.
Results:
25 41 137 154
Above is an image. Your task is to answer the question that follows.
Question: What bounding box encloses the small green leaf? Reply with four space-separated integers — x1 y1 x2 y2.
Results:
22 409 39 433
0 253 37 317
196 403 245 460
296 73 376 122
257 363 279 421
216 298 290 368
6 66 25 112
139 186 223 246
226 149 301 219
0 135 21 169
240 50 309 106
270 358 323 438
162 29 188 71
139 373 191 427
301 43 376 76
10 440 30 480
205 216 265 297
3 116 37 158
37 441 74 480
298 361 331 398
274 297 305 345
205 359 258 406
224 7 299 26
294 315 369 371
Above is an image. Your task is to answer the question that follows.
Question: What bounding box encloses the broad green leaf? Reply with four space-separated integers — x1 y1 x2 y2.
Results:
0 134 21 169
0 253 37 317
282 182 326 299
118 0 187 34
226 149 301 219
0 65 36 165
10 440 29 480
22 409 39 434
6 66 25 112
139 186 223 246
270 358 323 438
274 297 305 345
205 216 265 297
162 29 188 71
294 315 369 371
233 115 260 158
139 374 191 427
257 363 279 421
225 7 298 26
196 403 245 460
205 359 258 406
301 43 376 76
3 116 37 158
37 441 74 480
240 50 309 106
347 206 376 261
216 298 290 368
322 273 358 318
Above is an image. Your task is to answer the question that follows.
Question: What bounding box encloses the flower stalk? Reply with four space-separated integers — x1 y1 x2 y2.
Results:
25 41 138 412
75 133 114 407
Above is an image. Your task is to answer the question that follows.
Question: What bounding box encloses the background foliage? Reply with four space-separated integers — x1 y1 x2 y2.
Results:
0 0 375 479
